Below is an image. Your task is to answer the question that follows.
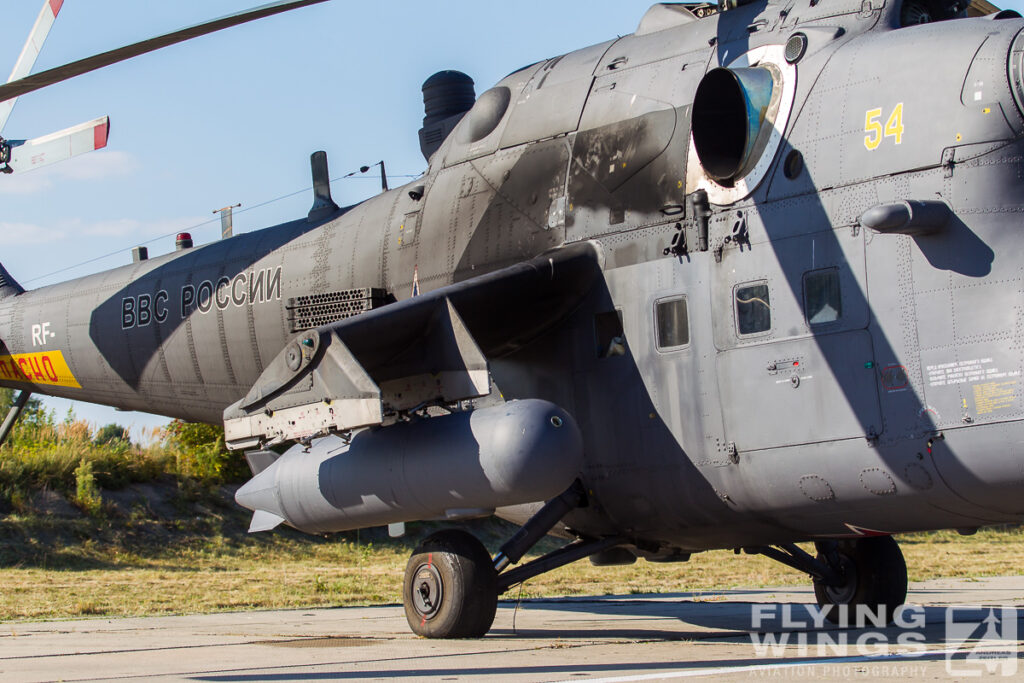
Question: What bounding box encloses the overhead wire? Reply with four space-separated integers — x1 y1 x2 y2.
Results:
23 169 422 285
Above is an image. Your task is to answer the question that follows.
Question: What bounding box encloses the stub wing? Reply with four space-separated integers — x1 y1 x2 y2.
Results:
223 242 603 450
7 116 109 173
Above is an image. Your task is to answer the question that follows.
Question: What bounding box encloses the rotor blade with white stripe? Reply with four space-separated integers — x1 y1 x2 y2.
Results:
0 0 64 134
0 0 329 106
7 116 109 174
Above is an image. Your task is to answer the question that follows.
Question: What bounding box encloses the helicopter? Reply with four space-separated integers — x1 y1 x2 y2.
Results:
2 0 1024 639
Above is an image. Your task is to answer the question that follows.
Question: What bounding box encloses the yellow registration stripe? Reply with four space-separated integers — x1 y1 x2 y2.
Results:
0 350 81 389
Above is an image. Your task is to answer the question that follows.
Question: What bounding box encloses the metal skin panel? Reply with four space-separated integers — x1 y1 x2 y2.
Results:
568 107 683 240
381 181 428 295
498 40 616 149
600 256 737 539
433 141 570 287
567 48 704 241
861 128 1024 511
440 63 541 168
716 330 882 452
472 139 571 237
720 436 1013 533
781 21 1022 195
5 3 1024 555
927 421 1024 516
579 54 707 132
409 161 496 293
786 0 889 27
633 4 701 38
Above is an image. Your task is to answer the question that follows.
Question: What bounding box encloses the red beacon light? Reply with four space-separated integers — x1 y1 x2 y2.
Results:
175 232 193 250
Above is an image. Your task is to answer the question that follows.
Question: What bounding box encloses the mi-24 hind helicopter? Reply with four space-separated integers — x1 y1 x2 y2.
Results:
0 0 1022 638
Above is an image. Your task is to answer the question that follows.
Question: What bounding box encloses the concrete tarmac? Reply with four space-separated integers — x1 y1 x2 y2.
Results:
2 576 1022 682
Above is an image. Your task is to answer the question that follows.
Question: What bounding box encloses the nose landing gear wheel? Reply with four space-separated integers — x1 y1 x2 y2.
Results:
403 529 497 638
813 535 908 626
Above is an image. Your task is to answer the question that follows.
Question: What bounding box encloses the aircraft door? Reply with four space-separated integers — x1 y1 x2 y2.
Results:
713 227 882 453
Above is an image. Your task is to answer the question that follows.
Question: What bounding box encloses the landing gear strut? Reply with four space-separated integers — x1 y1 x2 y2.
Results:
747 535 908 626
0 390 31 447
402 480 616 639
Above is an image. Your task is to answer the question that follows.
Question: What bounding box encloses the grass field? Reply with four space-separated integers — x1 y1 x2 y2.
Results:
2 497 1022 622
0 399 1021 623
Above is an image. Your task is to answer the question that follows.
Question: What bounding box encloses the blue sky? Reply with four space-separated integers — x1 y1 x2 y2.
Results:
0 0 655 436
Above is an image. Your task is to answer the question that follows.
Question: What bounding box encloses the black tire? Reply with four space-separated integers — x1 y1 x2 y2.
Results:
813 536 908 627
403 529 497 638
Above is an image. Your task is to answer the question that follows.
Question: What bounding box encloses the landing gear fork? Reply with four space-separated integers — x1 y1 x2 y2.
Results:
403 480 621 638
746 536 908 626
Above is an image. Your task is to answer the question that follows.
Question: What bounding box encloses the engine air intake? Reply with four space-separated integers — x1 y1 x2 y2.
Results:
418 70 476 162
691 66 775 185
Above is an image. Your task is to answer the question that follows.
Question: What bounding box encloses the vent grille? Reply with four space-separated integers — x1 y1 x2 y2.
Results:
784 33 808 64
287 288 391 332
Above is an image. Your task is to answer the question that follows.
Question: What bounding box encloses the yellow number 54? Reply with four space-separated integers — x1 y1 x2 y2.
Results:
864 103 904 150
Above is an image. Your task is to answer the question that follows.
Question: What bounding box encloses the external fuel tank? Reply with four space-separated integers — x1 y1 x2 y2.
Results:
235 399 583 533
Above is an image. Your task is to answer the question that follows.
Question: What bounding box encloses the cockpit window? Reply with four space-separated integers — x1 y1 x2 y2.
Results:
735 282 771 335
655 296 689 350
803 269 842 325
900 0 970 27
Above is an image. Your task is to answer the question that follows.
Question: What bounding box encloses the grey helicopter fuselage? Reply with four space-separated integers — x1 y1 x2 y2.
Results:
1 0 1023 559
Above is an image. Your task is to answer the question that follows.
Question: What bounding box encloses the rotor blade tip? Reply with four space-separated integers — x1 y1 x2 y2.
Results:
94 118 109 149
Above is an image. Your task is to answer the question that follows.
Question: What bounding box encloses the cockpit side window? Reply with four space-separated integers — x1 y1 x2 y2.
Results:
803 268 842 325
735 281 771 336
655 296 689 350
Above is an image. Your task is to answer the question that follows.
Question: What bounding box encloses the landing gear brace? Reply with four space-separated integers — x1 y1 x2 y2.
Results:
402 480 909 638
0 390 31 448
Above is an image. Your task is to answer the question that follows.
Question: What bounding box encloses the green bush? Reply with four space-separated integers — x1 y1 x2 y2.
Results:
73 458 102 516
0 388 54 449
94 424 130 447
0 411 174 509
162 420 248 484
0 397 245 510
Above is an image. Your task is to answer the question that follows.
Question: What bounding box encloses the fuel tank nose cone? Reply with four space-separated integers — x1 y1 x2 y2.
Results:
234 458 285 517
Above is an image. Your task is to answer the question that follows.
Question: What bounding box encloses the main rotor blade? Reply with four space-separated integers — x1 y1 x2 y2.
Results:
7 116 109 174
0 0 64 134
0 0 329 106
